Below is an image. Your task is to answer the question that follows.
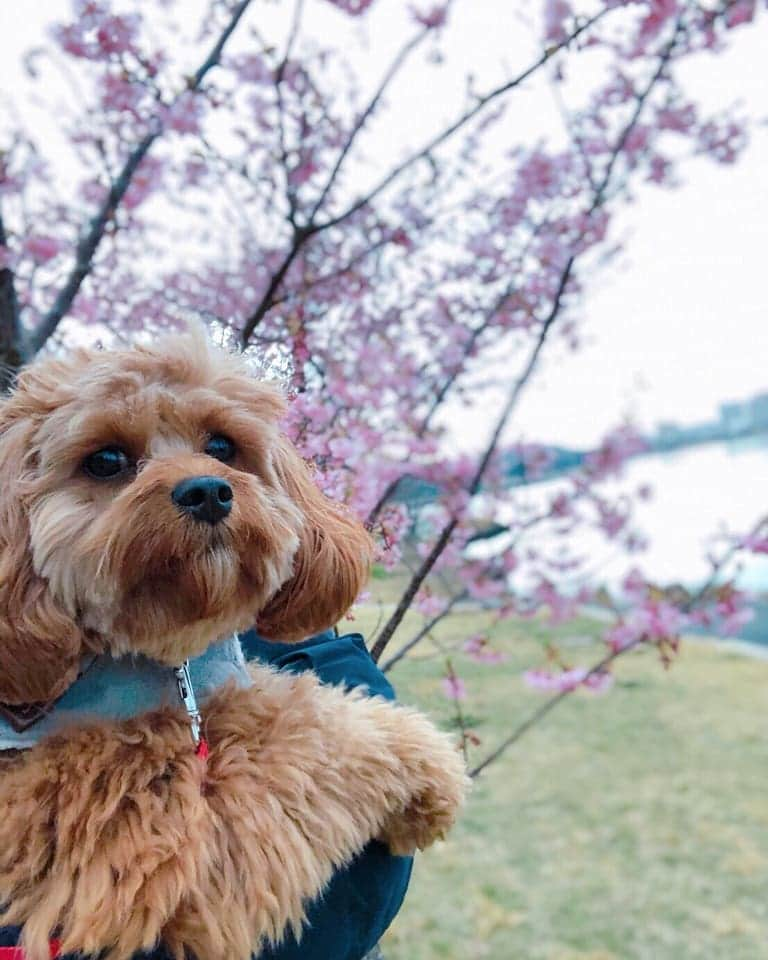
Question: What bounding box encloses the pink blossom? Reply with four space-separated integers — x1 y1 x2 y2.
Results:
740 533 768 554
523 667 613 694
414 591 446 618
543 0 572 43
725 1 756 28
289 159 319 187
532 580 583 625
123 156 164 210
441 674 467 701
100 74 144 115
639 0 679 40
712 587 754 636
410 4 448 28
605 598 685 652
163 93 204 135
464 634 506 665
24 234 63 263
95 15 139 56
585 425 647 478
232 54 273 85
323 0 376 14
55 23 90 57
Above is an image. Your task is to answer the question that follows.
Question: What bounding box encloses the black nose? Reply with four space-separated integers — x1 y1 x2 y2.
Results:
171 476 233 525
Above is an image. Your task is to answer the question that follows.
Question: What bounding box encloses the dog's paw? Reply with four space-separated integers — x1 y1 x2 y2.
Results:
379 735 469 855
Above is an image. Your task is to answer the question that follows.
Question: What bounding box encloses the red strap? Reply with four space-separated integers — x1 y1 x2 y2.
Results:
196 736 209 761
0 940 61 958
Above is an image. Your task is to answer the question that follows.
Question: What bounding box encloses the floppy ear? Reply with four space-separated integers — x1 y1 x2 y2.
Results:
0 391 86 705
256 438 374 642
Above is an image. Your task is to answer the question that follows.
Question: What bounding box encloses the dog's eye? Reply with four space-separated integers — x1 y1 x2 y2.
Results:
82 447 132 480
205 434 236 463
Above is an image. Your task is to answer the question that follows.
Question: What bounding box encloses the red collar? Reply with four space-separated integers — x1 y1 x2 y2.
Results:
0 940 61 958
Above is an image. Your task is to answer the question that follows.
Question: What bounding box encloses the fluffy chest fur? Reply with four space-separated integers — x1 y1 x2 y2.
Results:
0 664 467 960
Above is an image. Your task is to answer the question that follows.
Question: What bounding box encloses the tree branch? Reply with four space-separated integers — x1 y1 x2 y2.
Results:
369 276 568 663
27 0 254 356
309 24 430 220
316 9 612 233
0 209 23 386
369 20 681 662
239 229 310 347
380 589 468 673
469 640 638 778
238 9 614 347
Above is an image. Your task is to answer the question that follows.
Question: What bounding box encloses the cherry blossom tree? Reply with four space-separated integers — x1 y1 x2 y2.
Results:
0 0 765 774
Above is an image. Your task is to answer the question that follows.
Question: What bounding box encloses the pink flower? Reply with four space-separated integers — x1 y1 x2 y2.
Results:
523 667 613 694
410 4 448 28
24 234 63 263
96 16 139 56
323 0 376 14
543 0 572 43
123 156 164 210
163 93 204 135
100 74 144 115
414 591 446 618
464 634 506 665
585 425 647 478
725 1 756 29
741 533 768 554
441 674 467 701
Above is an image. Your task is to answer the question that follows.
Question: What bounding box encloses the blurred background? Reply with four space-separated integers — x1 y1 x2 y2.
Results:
0 1 766 957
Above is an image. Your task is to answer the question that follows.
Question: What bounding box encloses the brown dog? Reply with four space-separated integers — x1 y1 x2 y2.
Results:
0 328 467 960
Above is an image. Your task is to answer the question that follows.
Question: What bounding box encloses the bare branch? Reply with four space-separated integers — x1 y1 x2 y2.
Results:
27 0 254 356
369 280 567 663
238 9 615 348
316 9 612 232
239 229 310 347
380 589 468 673
0 209 23 385
309 25 430 220
469 640 638 778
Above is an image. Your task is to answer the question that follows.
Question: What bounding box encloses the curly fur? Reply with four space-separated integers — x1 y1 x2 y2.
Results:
0 327 373 702
0 328 468 960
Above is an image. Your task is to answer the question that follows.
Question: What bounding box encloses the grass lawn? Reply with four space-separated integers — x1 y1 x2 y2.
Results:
351 605 768 960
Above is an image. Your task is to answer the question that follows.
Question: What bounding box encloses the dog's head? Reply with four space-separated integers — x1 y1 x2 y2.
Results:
0 329 372 704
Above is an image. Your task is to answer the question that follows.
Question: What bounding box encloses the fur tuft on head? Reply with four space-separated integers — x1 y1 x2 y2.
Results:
0 327 373 702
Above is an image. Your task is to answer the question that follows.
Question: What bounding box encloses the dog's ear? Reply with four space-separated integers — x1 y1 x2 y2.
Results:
0 386 85 705
256 438 374 642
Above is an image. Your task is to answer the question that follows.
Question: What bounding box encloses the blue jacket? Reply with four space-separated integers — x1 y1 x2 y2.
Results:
0 630 412 960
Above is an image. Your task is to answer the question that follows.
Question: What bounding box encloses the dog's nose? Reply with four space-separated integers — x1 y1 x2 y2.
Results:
171 476 233 525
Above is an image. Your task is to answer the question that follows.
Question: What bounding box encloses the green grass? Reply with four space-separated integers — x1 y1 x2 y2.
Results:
354 606 768 960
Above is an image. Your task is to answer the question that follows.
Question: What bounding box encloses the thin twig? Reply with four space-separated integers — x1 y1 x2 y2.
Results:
469 641 636 778
369 275 568 663
0 209 22 379
369 19 681 664
380 589 469 672
309 25 430 220
316 9 612 232
239 8 613 346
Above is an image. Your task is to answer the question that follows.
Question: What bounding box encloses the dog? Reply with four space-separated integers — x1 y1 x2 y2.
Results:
0 328 467 960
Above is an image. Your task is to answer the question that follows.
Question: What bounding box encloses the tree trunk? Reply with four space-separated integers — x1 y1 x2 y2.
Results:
0 217 25 393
